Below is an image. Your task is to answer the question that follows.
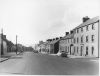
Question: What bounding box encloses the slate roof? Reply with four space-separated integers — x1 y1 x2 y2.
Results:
72 16 99 30
61 34 74 40
60 16 99 40
45 39 60 45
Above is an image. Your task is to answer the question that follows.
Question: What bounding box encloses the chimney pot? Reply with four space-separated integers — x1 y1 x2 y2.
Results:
83 16 90 22
65 32 69 36
60 37 62 39
56 37 59 40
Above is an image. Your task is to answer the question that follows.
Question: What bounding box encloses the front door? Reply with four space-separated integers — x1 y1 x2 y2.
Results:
1 44 4 55
85 46 88 56
80 46 83 56
70 44 73 55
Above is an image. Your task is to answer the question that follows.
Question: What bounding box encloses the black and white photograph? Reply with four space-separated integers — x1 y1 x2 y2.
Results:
0 0 99 75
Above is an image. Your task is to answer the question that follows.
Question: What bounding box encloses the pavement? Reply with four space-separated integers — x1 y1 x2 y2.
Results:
0 58 9 63
68 55 98 58
0 52 22 62
0 51 99 75
49 53 98 59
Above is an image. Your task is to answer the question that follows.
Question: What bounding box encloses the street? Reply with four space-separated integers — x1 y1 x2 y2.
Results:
0 52 99 75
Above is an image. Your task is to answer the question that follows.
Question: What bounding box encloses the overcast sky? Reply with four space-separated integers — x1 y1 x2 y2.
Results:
0 0 99 46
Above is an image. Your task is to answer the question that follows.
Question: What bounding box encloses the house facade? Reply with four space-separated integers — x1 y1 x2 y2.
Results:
0 34 8 56
36 38 60 54
47 38 60 54
59 16 99 58
59 32 74 55
71 16 99 57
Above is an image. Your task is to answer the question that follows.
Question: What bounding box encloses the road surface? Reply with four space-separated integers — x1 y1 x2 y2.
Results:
0 52 99 75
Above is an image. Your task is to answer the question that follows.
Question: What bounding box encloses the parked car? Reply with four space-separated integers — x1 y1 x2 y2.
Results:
61 51 68 57
33 50 38 53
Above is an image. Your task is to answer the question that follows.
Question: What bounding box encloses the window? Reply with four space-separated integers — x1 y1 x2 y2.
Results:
66 46 67 52
74 29 76 34
92 23 94 30
60 46 62 51
74 47 75 55
86 46 88 56
77 37 79 43
80 46 83 56
77 29 79 33
86 36 88 42
77 47 78 54
68 39 69 43
81 27 83 32
91 35 94 42
71 39 73 43
91 46 94 55
81 36 83 43
86 25 89 31
68 47 69 52
69 39 70 43
74 38 76 43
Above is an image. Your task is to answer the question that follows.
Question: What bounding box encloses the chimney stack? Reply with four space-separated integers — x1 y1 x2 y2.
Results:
49 39 52 41
56 37 59 40
70 31 73 34
83 16 90 22
65 32 69 36
53 38 55 41
47 39 52 42
60 37 62 39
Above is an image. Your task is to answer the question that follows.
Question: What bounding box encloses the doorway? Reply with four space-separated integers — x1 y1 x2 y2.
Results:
80 46 83 56
70 44 73 55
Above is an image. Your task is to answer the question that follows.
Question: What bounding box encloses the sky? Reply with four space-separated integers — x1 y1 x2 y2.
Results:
0 0 99 46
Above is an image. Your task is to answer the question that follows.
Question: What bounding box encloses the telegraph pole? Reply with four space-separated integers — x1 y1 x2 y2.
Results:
1 28 4 55
16 35 18 54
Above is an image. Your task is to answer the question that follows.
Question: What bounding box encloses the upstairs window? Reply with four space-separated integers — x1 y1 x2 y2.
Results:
91 35 94 42
81 27 83 32
86 25 89 31
71 39 73 43
92 23 94 30
77 47 79 54
77 29 79 33
74 30 76 34
74 38 76 43
81 36 83 43
77 37 79 43
68 39 69 43
86 36 88 42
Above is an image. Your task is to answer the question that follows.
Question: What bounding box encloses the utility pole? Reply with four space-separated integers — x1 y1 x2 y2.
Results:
16 35 18 54
1 28 3 55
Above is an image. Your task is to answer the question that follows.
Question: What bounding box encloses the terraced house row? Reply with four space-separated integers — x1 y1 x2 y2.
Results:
0 33 27 57
0 34 15 56
35 16 100 58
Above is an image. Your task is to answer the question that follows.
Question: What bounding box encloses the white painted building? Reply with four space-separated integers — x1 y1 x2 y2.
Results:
72 16 99 57
59 16 100 58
